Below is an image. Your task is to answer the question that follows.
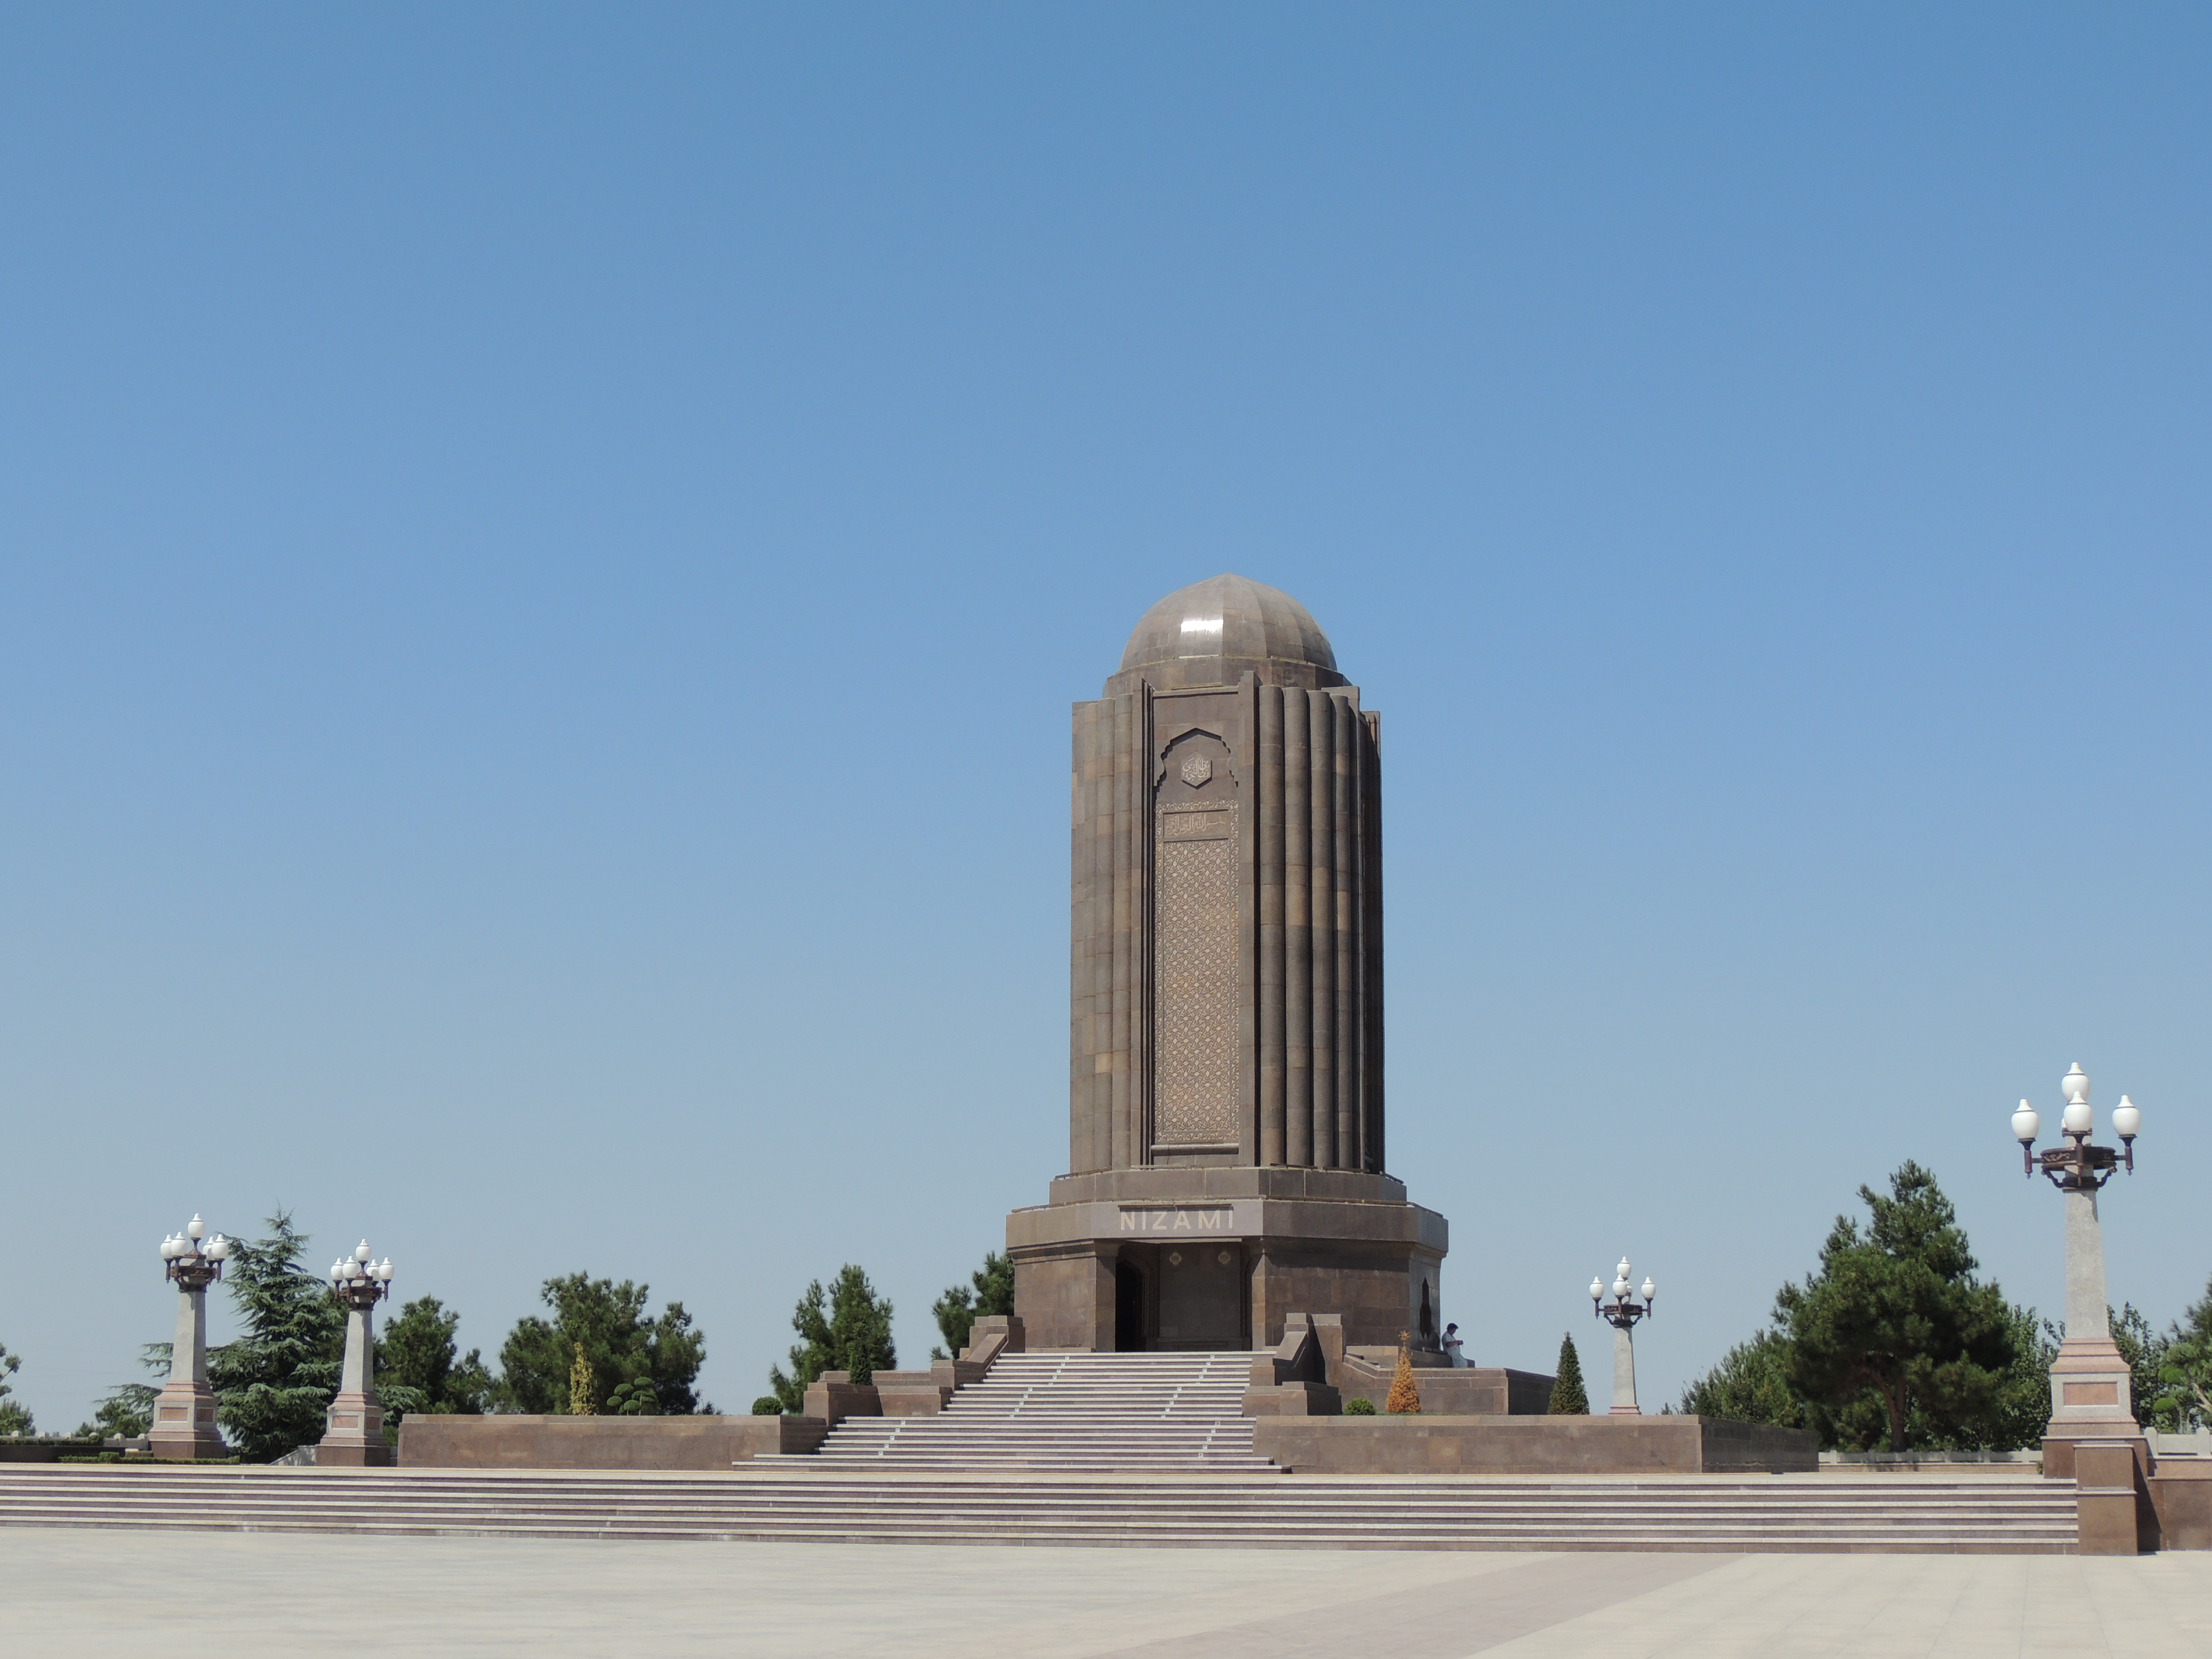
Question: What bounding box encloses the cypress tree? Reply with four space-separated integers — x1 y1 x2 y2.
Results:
567 1342 597 1415
1385 1331 1422 1414
1548 1333 1590 1415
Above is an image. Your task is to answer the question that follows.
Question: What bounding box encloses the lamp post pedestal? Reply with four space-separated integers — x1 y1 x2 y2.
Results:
149 1282 225 1461
151 1218 229 1461
2013 1066 2146 1481
2042 1183 2141 1480
316 1240 393 1468
1590 1257 1655 1418
317 1305 388 1467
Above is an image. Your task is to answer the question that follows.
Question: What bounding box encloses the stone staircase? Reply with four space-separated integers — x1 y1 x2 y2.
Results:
814 1350 1274 1472
0 1466 2080 1551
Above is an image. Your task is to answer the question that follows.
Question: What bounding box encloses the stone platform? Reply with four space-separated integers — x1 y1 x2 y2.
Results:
1010 1168 1447 1352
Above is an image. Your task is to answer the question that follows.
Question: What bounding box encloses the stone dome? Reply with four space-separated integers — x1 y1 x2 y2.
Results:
1109 574 1346 695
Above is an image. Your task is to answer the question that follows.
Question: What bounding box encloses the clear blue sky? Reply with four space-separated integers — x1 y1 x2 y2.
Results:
3 6 2207 1431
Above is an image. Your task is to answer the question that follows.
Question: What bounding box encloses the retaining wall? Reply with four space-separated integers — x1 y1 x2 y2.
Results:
1253 1414 1818 1475
399 1415 827 1470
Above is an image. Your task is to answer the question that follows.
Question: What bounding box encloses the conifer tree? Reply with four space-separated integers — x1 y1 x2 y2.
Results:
2156 1274 2212 1432
374 1295 492 1427
757 1265 897 1414
208 1211 345 1461
0 1339 32 1435
568 1343 597 1415
1547 1333 1589 1415
1385 1331 1422 1414
930 1251 1015 1359
1775 1161 2014 1453
495 1274 708 1417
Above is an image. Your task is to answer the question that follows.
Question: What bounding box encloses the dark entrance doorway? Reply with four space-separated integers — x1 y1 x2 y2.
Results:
1114 1260 1146 1351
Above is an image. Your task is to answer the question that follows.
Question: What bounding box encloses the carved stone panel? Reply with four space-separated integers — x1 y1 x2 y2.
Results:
1154 799 1238 1146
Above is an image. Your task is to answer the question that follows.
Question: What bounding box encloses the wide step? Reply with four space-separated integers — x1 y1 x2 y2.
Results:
812 1351 1273 1472
0 1467 2078 1553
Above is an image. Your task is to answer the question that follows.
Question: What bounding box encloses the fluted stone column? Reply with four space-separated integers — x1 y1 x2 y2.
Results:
1283 687 1311 1166
1308 690 1335 1168
1333 695 1359 1168
1257 683 1286 1165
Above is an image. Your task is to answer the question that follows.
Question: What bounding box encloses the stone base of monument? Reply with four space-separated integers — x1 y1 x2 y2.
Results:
1253 1415 1821 1476
1009 1168 1447 1353
399 1414 830 1469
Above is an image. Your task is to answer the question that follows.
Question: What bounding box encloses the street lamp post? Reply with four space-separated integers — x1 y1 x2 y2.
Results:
150 1215 232 1460
315 1239 395 1467
2012 1062 2145 1478
1589 1256 1657 1417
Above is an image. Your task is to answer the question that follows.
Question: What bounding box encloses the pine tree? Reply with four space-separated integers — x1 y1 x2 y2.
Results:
375 1295 492 1427
1385 1331 1421 1415
930 1251 1016 1359
568 1342 597 1415
2156 1274 2212 1432
1774 1161 2015 1453
757 1265 897 1414
1547 1333 1589 1415
208 1211 345 1461
495 1274 709 1416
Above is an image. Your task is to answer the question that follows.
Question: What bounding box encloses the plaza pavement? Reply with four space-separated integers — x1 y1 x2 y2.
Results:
2 1526 2208 1657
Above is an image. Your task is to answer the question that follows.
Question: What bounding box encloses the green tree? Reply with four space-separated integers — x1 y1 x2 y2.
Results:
73 1390 155 1442
756 1265 896 1414
0 1339 32 1435
1546 1334 1589 1415
930 1251 1014 1359
207 1211 346 1461
1678 1330 1805 1428
568 1343 598 1415
1972 1304 2057 1452
495 1274 709 1417
2109 1303 2169 1427
1774 1161 2016 1453
72 1343 169 1441
2155 1275 2212 1432
375 1296 493 1436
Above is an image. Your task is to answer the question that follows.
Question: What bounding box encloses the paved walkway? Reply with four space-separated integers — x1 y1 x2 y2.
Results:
3 1526 2207 1656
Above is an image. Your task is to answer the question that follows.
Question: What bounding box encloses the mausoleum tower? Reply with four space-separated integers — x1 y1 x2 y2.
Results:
1070 574 1384 1174
1010 575 1446 1355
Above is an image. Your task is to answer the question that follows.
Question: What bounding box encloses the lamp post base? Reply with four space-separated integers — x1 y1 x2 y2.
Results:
2040 1336 2143 1480
147 1379 226 1461
316 1391 389 1467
